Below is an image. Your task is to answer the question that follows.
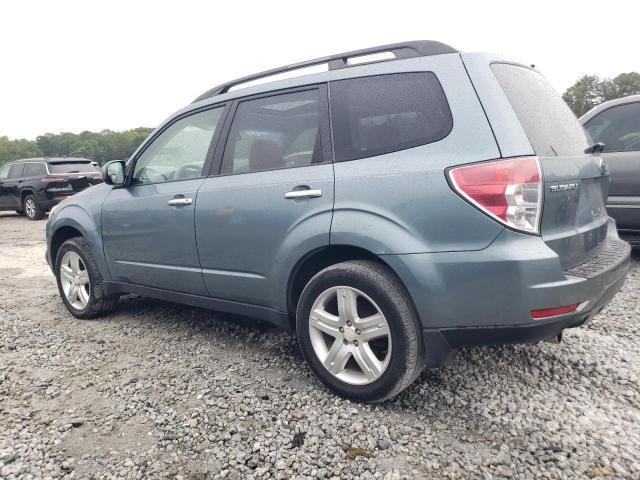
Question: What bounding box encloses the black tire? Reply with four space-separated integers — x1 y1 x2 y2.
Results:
55 237 118 319
23 194 45 220
296 260 425 402
16 209 25 216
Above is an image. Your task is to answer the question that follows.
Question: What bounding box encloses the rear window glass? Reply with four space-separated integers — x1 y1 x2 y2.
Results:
491 63 589 156
330 73 453 162
48 161 99 173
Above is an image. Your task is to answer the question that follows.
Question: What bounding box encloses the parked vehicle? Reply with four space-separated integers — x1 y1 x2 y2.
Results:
46 41 631 401
580 95 640 246
0 157 102 220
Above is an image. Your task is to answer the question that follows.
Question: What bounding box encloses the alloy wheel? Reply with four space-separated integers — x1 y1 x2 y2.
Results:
308 286 392 385
59 251 90 310
25 198 36 218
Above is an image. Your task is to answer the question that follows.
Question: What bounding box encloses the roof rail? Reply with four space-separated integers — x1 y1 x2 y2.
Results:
192 40 457 103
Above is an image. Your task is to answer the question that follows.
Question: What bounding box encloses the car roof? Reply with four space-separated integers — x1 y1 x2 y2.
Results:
192 40 458 104
580 94 640 123
11 157 93 164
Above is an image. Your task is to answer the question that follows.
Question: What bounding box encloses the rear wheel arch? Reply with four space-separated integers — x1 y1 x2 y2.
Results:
286 245 411 328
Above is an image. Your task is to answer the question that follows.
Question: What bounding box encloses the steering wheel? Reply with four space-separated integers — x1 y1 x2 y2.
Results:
175 162 203 180
138 167 168 183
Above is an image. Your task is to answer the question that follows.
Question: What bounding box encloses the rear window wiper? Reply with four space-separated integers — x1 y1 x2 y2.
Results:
584 142 605 154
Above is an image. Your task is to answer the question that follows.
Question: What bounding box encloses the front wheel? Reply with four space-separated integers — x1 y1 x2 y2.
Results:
296 260 425 402
55 237 118 319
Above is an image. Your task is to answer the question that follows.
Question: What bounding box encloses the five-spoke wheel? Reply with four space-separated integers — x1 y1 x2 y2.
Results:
59 251 91 310
55 237 118 319
297 260 424 402
309 286 391 384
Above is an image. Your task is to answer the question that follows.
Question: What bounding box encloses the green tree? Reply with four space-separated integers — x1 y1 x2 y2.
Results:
563 72 640 117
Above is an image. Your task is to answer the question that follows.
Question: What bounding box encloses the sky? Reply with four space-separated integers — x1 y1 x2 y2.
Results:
1 0 638 140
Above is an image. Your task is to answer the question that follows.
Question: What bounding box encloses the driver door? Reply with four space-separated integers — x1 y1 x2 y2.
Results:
0 163 12 208
102 105 227 294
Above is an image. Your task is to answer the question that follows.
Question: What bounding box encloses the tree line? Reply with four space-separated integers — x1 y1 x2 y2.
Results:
0 128 153 168
562 72 640 117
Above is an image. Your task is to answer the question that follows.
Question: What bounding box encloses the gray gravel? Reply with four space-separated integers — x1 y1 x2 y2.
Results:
1 211 639 479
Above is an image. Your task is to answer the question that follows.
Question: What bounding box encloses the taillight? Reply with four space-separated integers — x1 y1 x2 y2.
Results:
41 175 69 183
448 157 542 234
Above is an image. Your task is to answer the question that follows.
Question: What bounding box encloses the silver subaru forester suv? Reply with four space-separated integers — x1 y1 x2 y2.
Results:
46 41 630 401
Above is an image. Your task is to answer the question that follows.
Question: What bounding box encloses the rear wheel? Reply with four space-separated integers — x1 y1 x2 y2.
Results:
55 237 118 319
296 260 424 402
23 195 44 220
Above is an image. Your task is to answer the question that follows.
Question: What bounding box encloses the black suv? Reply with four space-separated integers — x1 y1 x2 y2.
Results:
0 157 102 220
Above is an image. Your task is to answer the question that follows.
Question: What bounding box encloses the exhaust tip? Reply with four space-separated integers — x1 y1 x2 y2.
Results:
543 332 563 344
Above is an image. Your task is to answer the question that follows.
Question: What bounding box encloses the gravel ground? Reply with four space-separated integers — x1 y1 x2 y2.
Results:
1 211 639 480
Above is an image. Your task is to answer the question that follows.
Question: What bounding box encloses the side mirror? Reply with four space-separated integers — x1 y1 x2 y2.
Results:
103 160 126 186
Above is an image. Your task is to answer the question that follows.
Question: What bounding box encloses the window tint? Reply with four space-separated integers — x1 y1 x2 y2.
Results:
49 161 99 174
24 163 47 177
585 102 640 153
492 63 589 156
330 73 452 162
221 89 323 175
9 163 25 179
133 107 224 185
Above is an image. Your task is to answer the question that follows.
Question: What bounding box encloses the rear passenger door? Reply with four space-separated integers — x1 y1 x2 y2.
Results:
195 86 334 311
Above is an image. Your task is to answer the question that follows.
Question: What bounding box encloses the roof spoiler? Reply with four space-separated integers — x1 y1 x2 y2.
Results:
192 40 457 103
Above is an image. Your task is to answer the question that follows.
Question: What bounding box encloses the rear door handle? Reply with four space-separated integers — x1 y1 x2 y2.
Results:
284 189 322 199
168 197 193 206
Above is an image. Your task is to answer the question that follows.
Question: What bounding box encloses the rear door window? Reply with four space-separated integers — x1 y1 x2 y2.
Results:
491 63 589 156
584 102 640 152
9 163 25 179
329 73 453 162
220 89 324 175
49 161 100 174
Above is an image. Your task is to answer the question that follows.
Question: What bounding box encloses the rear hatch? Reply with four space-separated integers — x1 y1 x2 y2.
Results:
491 63 609 269
47 160 103 193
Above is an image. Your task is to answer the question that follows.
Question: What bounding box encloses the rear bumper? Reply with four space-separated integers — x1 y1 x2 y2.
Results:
382 219 631 367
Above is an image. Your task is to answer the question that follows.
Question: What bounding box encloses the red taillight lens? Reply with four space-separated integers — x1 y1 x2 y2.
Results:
531 304 578 319
41 175 69 183
449 157 542 234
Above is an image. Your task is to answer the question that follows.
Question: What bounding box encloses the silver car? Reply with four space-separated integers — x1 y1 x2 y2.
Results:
46 41 630 402
581 95 640 246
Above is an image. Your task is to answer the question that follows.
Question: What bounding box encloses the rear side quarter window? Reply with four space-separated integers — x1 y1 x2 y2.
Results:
329 72 453 162
491 63 589 157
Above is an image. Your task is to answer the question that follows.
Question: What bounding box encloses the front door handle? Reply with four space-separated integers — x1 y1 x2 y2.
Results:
284 189 322 200
168 197 193 206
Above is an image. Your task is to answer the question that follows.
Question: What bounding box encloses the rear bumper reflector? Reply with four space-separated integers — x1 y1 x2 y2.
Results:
531 304 578 319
